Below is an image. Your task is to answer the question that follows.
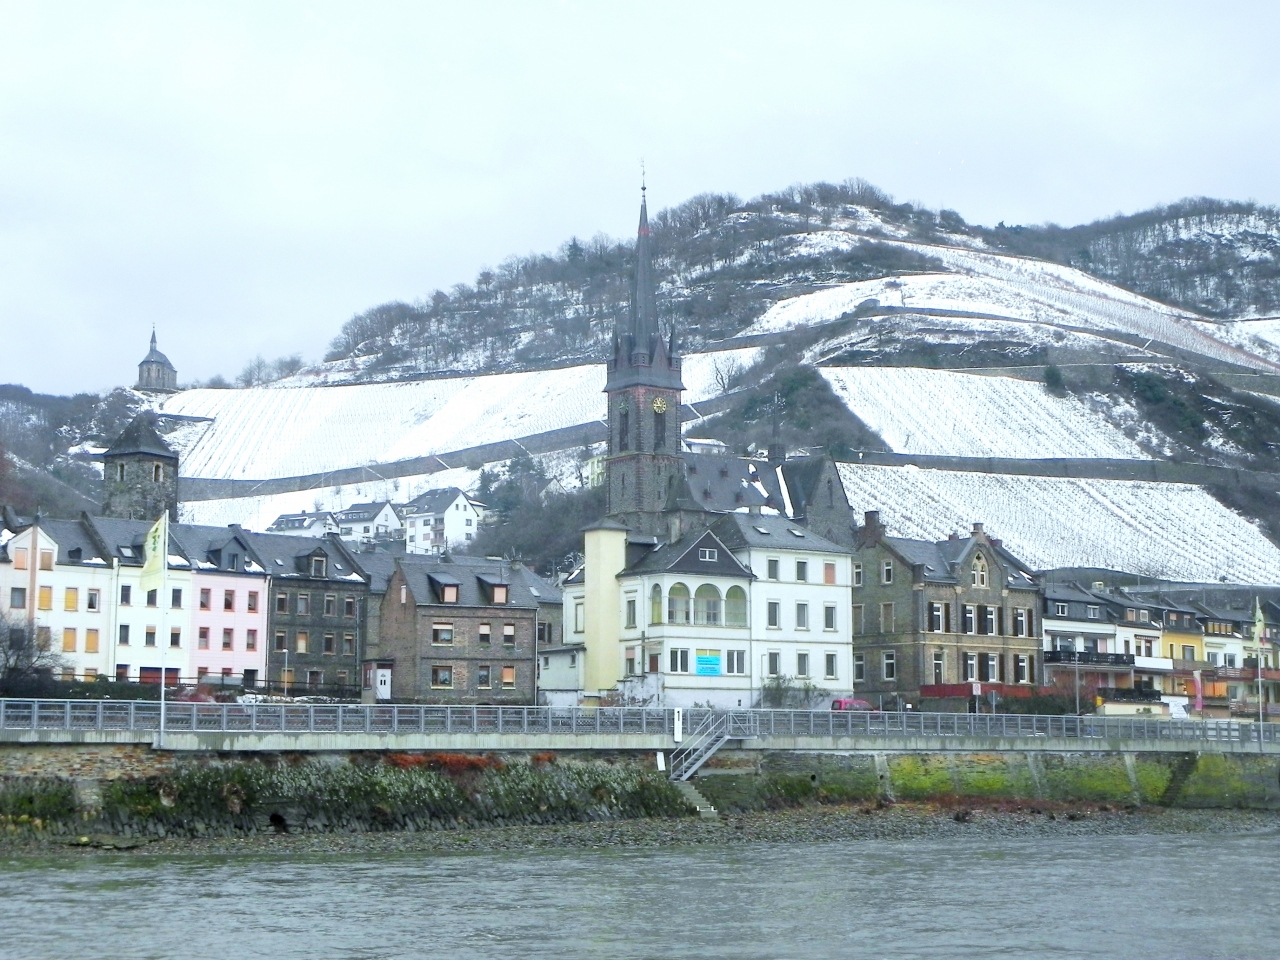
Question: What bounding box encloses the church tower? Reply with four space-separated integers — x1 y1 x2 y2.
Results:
604 188 685 536
102 414 179 522
136 330 178 393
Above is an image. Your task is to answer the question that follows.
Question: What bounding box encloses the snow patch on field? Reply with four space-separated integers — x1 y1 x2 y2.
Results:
820 367 1148 459
163 348 757 482
837 462 1280 583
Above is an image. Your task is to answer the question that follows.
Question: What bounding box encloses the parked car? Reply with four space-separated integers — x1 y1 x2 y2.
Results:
830 698 876 712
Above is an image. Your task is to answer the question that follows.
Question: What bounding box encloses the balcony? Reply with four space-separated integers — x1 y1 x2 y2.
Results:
1044 651 1135 667
1097 686 1163 703
1133 655 1174 672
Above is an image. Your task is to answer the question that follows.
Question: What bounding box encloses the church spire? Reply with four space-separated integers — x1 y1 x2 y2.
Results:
630 183 659 353
150 327 157 351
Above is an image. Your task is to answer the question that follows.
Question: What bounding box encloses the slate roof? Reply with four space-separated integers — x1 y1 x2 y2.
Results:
677 453 776 513
336 501 395 521
38 518 110 567
267 512 335 532
711 512 851 555
394 554 544 608
623 527 753 580
104 415 177 460
878 533 1037 589
238 531 365 582
140 332 176 370
404 487 465 515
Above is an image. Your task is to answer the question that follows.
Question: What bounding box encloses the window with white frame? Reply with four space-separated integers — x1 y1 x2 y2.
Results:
796 652 810 677
963 604 976 634
881 560 893 584
669 648 690 673
853 653 865 682
972 555 989 587
929 602 944 633
795 560 808 582
964 653 977 681
795 602 809 630
1014 609 1027 637
625 597 636 629
767 558 780 580
767 601 781 628
698 547 718 562
882 651 896 680
574 601 584 633
933 650 944 684
852 562 863 587
879 602 894 632
766 651 781 676
823 604 836 630
1086 605 1099 620
1015 655 1029 683
825 652 838 679
726 650 746 674
1055 602 1069 617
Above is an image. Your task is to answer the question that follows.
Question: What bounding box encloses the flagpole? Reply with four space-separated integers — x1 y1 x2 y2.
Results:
160 513 168 749
1256 597 1264 727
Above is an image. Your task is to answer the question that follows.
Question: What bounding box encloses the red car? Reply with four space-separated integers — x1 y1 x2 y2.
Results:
830 698 876 712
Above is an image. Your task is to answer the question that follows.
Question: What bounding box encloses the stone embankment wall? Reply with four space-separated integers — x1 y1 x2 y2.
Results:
695 750 1280 812
0 746 688 839
3 745 1280 840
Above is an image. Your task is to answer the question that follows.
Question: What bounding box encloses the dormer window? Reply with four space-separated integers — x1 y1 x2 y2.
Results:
971 556 988 588
1139 610 1149 623
228 553 239 570
492 584 508 604
1087 605 1100 620
442 584 459 603
311 556 327 577
698 548 718 562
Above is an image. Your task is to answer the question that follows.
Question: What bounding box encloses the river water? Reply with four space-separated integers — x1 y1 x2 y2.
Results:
1 830 1276 959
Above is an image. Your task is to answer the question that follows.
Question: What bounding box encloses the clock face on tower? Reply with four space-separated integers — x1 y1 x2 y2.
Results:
652 396 669 414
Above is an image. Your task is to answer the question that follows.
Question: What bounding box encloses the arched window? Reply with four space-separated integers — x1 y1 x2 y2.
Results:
667 583 690 624
649 584 663 625
653 409 666 451
971 555 988 588
619 407 630 452
725 586 748 627
694 584 722 626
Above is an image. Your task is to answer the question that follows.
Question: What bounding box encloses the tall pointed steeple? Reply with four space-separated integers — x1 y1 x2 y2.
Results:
630 185 659 351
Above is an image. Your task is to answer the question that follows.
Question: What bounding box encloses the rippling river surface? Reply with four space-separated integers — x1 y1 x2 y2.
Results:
2 830 1276 959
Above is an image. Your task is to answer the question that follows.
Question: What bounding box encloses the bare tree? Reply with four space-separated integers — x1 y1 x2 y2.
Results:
0 611 66 695
236 355 270 388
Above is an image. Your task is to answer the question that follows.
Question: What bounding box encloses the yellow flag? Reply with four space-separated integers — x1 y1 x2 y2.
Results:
139 513 168 595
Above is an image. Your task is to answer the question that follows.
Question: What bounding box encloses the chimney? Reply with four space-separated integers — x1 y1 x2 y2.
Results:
864 510 880 530
768 441 786 465
972 522 984 535
948 532 960 541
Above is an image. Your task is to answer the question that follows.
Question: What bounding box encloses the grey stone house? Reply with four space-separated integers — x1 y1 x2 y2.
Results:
242 531 369 695
102 415 179 523
850 512 1042 708
373 554 549 703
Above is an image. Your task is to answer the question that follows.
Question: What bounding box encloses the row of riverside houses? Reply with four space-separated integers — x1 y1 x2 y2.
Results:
552 191 1280 718
265 487 485 554
0 505 561 702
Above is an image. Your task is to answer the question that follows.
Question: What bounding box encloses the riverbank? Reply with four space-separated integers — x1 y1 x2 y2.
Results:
3 802 1276 858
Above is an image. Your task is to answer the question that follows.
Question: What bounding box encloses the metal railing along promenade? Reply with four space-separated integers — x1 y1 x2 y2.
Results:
3 699 1280 745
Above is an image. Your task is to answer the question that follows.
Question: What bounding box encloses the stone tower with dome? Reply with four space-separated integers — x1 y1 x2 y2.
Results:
136 330 178 392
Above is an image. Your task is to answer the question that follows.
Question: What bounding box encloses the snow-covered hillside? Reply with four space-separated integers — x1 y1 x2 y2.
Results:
162 348 760 481
742 240 1280 373
820 367 1147 459
836 462 1280 583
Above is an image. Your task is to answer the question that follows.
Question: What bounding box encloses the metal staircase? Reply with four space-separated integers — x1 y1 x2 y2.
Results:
669 711 757 782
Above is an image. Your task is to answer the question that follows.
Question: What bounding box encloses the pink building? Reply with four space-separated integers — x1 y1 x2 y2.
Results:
174 526 270 687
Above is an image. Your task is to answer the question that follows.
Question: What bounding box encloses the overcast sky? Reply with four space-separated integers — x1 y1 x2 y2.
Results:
2 1 1278 395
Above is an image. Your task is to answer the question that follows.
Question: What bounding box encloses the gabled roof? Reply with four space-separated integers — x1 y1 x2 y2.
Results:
624 528 753 579
711 512 851 555
104 415 177 460
405 487 467 515
875 532 1037 588
267 512 335 531
336 501 396 521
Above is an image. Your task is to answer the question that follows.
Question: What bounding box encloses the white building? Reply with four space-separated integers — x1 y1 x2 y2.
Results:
564 513 853 708
335 501 402 545
400 487 480 554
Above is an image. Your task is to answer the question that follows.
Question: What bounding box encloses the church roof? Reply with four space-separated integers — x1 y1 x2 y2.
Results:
104 415 177 460
140 331 176 371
